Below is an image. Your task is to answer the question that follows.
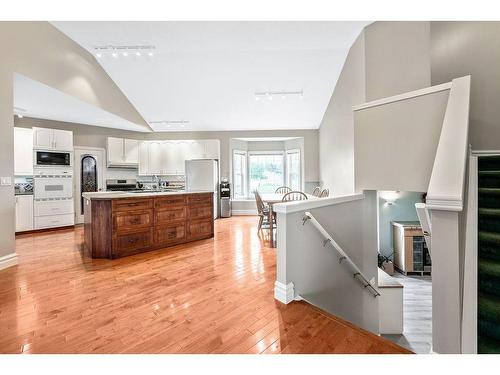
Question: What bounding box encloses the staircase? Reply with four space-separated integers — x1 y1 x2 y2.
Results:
478 156 500 353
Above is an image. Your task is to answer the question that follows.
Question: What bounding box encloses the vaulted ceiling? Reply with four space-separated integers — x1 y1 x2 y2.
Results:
50 21 368 132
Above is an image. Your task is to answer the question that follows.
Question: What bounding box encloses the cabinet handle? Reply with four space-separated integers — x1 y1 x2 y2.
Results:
128 238 139 244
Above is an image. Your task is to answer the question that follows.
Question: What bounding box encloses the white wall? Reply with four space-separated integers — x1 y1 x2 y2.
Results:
354 90 449 192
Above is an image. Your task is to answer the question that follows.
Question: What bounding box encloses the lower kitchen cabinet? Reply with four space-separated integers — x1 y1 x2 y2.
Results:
84 193 214 259
15 195 33 232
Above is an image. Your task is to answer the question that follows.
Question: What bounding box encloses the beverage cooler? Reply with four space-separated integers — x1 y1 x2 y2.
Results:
220 180 231 218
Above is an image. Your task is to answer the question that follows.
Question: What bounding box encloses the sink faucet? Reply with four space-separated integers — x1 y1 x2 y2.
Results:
153 174 160 189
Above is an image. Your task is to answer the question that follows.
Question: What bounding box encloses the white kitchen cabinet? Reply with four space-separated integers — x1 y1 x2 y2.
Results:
124 139 139 164
14 127 33 176
33 127 73 151
147 141 163 175
15 195 33 232
107 137 139 167
138 140 219 176
138 141 149 176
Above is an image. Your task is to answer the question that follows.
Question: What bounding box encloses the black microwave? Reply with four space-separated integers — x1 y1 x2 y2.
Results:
35 151 72 166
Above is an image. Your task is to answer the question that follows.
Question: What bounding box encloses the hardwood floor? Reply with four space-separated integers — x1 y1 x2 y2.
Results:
0 216 410 354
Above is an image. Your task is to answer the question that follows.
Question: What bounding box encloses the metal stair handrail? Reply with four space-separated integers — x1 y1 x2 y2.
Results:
302 211 380 298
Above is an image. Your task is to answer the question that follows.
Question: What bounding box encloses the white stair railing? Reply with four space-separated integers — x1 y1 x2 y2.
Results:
302 211 380 298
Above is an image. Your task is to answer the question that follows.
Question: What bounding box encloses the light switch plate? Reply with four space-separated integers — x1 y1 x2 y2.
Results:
0 177 12 186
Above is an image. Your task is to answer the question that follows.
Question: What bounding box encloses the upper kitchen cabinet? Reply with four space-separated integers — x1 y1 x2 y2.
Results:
107 137 139 168
138 140 221 176
33 127 73 151
14 127 33 176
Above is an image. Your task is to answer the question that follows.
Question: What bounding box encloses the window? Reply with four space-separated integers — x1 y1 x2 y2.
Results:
248 152 284 194
232 150 247 198
286 149 301 191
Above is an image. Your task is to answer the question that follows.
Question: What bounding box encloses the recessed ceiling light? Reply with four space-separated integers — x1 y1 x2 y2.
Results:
136 52 141 57
111 52 118 58
122 52 128 57
148 52 154 57
95 53 102 58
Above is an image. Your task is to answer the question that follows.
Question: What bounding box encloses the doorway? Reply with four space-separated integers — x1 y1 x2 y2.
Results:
74 147 105 224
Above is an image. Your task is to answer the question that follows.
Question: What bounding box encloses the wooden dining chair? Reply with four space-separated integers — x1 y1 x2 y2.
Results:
275 186 291 194
312 186 321 197
282 191 308 202
254 190 275 232
319 188 330 198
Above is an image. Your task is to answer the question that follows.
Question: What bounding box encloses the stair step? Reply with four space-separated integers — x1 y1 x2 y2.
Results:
479 231 500 245
479 170 500 175
478 156 500 171
479 188 500 195
478 319 500 344
478 335 500 354
479 259 500 278
479 259 500 297
479 208 500 217
478 293 500 322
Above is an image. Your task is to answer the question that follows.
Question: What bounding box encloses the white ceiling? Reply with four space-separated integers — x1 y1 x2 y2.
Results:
14 74 151 132
52 21 368 132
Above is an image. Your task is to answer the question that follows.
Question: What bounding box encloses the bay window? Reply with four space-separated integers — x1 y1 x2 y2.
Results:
286 149 301 191
248 152 285 194
232 150 247 198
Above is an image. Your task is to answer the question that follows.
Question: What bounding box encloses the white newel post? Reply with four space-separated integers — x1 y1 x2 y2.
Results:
430 210 462 353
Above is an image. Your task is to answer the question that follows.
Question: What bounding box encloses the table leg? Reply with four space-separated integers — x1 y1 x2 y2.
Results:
268 203 274 248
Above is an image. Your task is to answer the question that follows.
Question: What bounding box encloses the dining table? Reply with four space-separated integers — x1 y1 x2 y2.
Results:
260 193 317 248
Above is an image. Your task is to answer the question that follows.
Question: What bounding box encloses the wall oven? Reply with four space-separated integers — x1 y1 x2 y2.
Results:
34 168 73 200
35 150 72 167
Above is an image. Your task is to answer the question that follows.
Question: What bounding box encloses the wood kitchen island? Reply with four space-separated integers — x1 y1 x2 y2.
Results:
82 191 214 259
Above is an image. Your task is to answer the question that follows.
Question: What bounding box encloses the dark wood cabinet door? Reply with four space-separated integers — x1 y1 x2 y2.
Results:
113 210 153 232
113 229 153 258
187 219 213 240
188 193 213 205
155 224 186 245
155 207 186 225
188 205 213 220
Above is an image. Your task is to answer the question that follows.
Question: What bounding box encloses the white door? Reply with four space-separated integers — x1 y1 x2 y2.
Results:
15 195 33 232
33 127 54 149
124 139 139 164
14 127 33 175
107 137 124 165
74 147 105 224
52 129 73 151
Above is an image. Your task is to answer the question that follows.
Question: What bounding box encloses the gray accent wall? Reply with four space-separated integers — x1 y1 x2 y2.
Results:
431 21 500 150
318 32 365 195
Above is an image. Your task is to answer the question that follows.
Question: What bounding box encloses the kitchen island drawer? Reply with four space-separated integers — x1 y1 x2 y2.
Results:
113 210 153 231
155 223 186 245
155 207 186 224
188 205 213 220
187 193 213 205
112 198 153 212
187 219 213 240
154 195 186 209
113 229 153 257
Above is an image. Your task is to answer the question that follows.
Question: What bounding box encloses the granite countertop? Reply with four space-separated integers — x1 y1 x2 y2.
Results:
391 221 421 228
82 190 213 200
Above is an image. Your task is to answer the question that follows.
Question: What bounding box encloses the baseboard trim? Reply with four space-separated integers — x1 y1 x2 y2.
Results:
0 253 18 271
232 210 257 216
274 281 295 304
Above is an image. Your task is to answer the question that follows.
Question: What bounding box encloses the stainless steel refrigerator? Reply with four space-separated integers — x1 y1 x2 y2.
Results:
185 159 219 219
